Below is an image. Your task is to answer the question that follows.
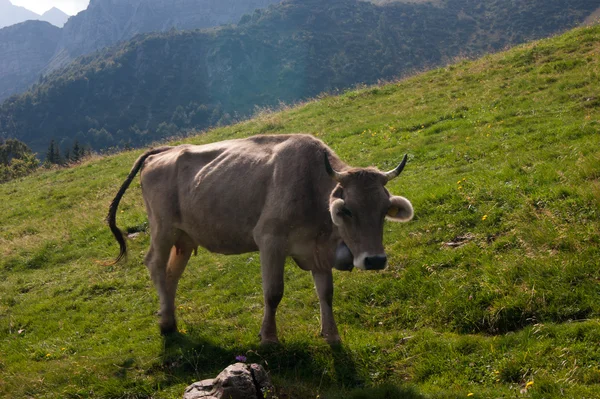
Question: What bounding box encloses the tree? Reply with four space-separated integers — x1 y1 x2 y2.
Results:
46 140 56 164
156 122 179 138
0 139 39 183
45 139 61 165
72 140 82 162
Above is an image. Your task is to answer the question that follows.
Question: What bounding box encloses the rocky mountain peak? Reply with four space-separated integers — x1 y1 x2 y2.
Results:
41 7 70 27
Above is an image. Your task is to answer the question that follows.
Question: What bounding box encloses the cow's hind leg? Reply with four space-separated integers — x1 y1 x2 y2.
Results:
258 241 286 345
145 240 173 334
145 232 192 335
165 234 194 331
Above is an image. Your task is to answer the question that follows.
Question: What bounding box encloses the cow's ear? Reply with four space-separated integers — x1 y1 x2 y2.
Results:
330 185 344 199
330 199 346 226
386 196 413 222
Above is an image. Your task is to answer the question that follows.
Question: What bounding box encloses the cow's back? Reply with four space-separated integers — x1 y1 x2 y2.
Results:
140 135 339 255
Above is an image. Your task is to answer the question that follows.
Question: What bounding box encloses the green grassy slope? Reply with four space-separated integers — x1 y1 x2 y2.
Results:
1 24 599 399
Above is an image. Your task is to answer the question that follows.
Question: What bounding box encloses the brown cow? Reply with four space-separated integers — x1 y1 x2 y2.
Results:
107 134 413 344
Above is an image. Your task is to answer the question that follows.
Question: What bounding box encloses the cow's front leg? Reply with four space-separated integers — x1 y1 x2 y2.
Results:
258 243 286 345
312 269 340 344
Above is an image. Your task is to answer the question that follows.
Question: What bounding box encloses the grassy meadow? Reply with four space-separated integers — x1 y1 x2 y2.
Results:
1 24 600 398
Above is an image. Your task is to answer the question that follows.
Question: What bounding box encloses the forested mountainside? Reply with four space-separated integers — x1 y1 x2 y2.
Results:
0 0 282 101
0 21 62 100
50 0 282 69
0 0 597 155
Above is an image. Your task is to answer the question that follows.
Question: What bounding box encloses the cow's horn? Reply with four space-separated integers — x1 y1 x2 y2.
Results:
385 154 408 182
324 152 346 182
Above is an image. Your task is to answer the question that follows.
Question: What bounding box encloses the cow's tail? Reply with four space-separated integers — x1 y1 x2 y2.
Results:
106 146 172 264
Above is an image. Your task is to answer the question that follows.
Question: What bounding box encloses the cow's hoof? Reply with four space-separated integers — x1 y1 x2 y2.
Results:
259 335 280 346
323 333 341 346
160 322 178 336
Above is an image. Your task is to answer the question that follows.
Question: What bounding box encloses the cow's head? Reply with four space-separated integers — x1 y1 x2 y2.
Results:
326 153 413 271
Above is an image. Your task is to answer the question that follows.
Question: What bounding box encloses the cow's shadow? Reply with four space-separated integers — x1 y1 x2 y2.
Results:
156 332 423 399
156 331 236 383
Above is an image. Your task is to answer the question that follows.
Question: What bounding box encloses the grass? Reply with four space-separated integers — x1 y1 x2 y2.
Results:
1 24 600 398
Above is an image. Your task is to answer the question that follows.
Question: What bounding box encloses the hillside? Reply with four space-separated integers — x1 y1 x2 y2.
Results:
0 21 62 100
1 24 600 399
0 0 282 102
0 0 597 156
51 0 281 69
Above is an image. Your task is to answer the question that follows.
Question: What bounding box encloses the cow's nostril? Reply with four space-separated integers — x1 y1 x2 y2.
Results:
364 255 387 270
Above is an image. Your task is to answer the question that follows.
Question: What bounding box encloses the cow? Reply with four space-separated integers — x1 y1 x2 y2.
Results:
107 134 413 344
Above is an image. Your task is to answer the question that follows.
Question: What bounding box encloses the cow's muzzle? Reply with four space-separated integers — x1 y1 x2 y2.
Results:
364 255 387 270
353 253 388 270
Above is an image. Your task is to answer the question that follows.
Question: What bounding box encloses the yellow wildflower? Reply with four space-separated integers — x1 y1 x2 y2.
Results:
482 215 488 221
526 381 534 388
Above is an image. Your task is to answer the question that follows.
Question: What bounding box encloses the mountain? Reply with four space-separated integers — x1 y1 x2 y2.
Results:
0 0 283 101
0 3 67 99
0 0 69 28
48 0 283 71
2 0 596 156
0 0 40 28
40 7 70 28
1 23 600 398
0 21 62 100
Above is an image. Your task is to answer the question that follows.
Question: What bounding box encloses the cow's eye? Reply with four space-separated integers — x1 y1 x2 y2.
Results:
339 207 353 218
